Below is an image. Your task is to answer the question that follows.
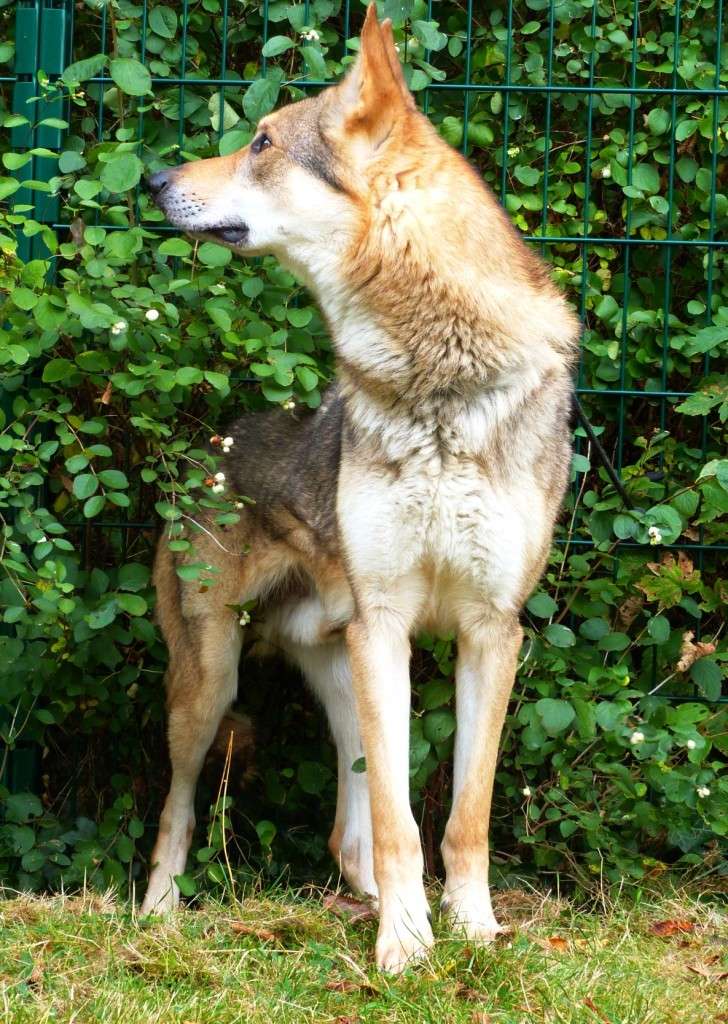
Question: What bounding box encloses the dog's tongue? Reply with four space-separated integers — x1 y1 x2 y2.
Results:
216 226 248 244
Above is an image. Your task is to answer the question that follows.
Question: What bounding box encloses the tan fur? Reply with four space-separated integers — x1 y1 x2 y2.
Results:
143 4 580 972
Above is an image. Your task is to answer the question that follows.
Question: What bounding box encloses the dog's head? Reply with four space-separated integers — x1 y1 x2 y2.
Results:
146 4 424 272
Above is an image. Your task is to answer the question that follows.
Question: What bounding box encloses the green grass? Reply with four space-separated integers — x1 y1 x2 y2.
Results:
0 883 726 1023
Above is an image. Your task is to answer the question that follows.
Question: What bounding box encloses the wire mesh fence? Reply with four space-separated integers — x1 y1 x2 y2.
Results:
1 0 726 880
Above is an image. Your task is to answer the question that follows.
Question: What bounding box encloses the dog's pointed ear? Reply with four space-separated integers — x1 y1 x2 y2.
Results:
335 3 414 151
380 17 416 111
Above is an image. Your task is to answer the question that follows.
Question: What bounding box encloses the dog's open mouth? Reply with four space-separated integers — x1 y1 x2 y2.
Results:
207 225 249 245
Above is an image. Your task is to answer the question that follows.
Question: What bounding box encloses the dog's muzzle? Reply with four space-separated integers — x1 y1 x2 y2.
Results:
144 168 249 245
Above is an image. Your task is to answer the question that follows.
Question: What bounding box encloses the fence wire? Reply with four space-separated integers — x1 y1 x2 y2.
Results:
3 0 727 802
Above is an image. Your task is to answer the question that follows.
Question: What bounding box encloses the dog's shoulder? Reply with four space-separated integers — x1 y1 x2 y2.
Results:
224 383 344 550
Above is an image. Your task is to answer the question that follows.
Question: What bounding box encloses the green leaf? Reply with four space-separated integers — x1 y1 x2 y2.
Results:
219 129 253 156
72 473 98 500
84 226 106 245
83 494 106 518
100 152 143 193
646 108 670 135
0 176 20 200
675 157 698 183
7 825 35 856
65 454 89 473
255 820 277 847
58 151 86 174
535 698 575 736
209 93 240 132
514 165 540 186
205 370 229 391
21 850 47 873
412 19 447 51
43 358 74 383
691 659 722 702
116 593 148 616
295 366 318 391
597 632 630 652
175 366 204 386
62 54 108 85
543 623 576 648
174 873 198 897
262 35 295 57
423 708 456 743
287 307 313 328
572 452 590 474
631 163 661 195
645 504 683 544
207 306 232 332
440 116 463 147
297 760 331 794
419 679 454 710
300 44 328 78
526 593 558 618
197 242 232 267
97 469 128 489
467 122 494 148
4 793 43 823
74 178 103 200
149 5 177 38
66 293 116 331
243 78 281 122
86 599 117 629
647 615 670 643
159 237 192 257
118 563 150 591
116 834 134 863
579 617 610 641
110 58 152 97
674 119 697 142
679 325 728 357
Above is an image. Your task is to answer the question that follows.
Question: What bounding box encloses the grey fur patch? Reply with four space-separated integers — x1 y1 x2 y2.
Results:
223 385 343 553
288 125 345 193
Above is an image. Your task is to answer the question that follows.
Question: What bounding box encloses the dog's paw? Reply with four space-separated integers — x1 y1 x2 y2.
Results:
140 874 180 916
375 891 434 973
441 886 503 944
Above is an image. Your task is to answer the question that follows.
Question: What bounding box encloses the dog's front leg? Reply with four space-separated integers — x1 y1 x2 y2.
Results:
346 610 433 973
441 613 523 941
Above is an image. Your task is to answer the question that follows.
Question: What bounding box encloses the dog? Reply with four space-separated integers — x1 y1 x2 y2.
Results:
142 5 579 972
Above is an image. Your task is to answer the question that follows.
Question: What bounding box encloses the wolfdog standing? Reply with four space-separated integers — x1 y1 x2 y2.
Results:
142 4 579 971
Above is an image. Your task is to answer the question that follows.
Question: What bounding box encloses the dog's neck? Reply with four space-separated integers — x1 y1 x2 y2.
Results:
284 245 575 409
278 163 578 462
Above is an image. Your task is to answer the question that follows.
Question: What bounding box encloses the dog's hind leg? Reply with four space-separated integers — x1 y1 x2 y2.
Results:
440 612 522 941
291 641 377 899
141 544 244 916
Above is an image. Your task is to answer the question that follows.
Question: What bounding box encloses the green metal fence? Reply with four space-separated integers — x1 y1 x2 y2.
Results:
2 0 726 807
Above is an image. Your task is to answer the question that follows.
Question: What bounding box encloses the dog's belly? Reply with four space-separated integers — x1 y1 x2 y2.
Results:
339 454 546 625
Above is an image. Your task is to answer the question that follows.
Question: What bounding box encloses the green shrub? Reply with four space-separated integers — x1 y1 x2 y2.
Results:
0 0 726 896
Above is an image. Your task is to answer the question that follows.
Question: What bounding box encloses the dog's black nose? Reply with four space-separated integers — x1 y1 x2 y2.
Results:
145 169 174 197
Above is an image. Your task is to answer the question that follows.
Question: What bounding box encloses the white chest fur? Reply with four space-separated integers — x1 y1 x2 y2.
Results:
337 378 553 625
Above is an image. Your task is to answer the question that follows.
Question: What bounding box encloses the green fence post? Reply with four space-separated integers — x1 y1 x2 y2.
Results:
2 0 72 796
12 0 71 259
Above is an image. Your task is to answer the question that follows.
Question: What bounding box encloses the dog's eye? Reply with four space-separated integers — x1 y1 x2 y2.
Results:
251 133 272 155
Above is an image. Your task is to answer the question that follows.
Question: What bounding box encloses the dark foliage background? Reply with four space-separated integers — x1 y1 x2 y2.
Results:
0 0 726 898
